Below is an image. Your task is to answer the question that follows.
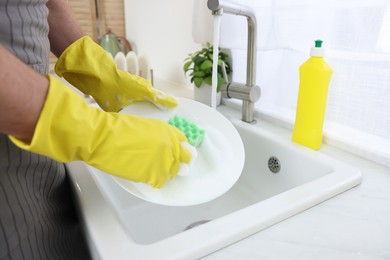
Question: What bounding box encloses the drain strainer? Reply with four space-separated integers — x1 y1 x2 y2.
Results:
184 220 210 231
268 156 281 174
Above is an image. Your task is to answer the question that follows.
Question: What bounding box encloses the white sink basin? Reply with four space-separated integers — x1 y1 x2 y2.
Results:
67 108 362 260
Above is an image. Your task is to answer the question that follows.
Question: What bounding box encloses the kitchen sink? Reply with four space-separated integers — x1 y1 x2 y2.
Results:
67 106 362 260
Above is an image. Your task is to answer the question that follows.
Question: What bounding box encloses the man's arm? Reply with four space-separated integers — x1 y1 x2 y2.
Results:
47 0 84 57
0 0 82 143
0 45 48 143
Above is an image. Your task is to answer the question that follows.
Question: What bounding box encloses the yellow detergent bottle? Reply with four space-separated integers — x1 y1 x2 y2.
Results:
292 40 333 150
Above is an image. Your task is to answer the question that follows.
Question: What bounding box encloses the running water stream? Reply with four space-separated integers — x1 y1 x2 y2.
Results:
211 15 221 109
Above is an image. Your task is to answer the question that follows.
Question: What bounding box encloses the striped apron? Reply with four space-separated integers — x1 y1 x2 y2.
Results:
0 1 91 259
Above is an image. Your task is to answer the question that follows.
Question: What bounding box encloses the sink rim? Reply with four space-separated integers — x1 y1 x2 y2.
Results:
67 113 362 260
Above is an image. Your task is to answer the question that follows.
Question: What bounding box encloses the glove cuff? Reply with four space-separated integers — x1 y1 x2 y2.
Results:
9 75 97 162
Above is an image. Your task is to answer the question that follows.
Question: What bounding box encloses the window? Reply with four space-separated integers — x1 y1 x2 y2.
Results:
219 0 390 166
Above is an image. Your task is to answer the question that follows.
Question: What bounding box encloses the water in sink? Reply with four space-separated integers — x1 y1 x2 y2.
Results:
89 121 336 245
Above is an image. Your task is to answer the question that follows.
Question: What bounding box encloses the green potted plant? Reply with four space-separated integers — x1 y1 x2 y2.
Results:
183 43 232 106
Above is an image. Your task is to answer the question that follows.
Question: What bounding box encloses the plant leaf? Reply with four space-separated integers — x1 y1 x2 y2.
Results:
204 76 212 86
183 60 192 73
193 56 206 66
194 77 203 87
200 59 213 71
193 71 206 77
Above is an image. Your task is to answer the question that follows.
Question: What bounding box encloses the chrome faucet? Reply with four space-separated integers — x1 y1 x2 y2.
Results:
207 0 260 123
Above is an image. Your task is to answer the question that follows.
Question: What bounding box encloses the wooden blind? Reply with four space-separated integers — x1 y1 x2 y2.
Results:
96 0 126 37
68 0 98 40
50 0 125 64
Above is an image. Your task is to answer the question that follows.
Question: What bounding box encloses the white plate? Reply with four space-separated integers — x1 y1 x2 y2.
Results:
108 98 245 206
125 51 139 75
137 53 151 81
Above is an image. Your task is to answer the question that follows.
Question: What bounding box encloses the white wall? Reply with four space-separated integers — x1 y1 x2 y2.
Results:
124 0 202 86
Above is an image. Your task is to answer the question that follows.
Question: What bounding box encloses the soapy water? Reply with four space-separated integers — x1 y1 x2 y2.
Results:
192 126 226 174
177 142 198 177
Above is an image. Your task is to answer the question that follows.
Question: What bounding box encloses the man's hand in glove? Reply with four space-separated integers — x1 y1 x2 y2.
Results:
55 36 176 112
9 75 192 188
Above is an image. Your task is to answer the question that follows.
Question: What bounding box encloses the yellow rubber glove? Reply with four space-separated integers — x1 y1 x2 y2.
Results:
55 36 177 112
9 75 191 188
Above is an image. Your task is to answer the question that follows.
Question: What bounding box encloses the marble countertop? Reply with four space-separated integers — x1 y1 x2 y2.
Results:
154 80 390 260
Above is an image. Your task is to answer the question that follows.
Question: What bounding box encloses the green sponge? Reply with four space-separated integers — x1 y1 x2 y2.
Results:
168 115 205 148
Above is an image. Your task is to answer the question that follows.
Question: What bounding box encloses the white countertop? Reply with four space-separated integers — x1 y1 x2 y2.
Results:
154 80 390 260
204 127 390 260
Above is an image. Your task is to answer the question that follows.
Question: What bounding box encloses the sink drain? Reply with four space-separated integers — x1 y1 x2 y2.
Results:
184 220 210 231
268 156 281 174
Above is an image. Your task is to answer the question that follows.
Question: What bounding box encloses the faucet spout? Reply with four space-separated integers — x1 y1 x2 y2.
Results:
207 0 260 123
207 0 254 18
